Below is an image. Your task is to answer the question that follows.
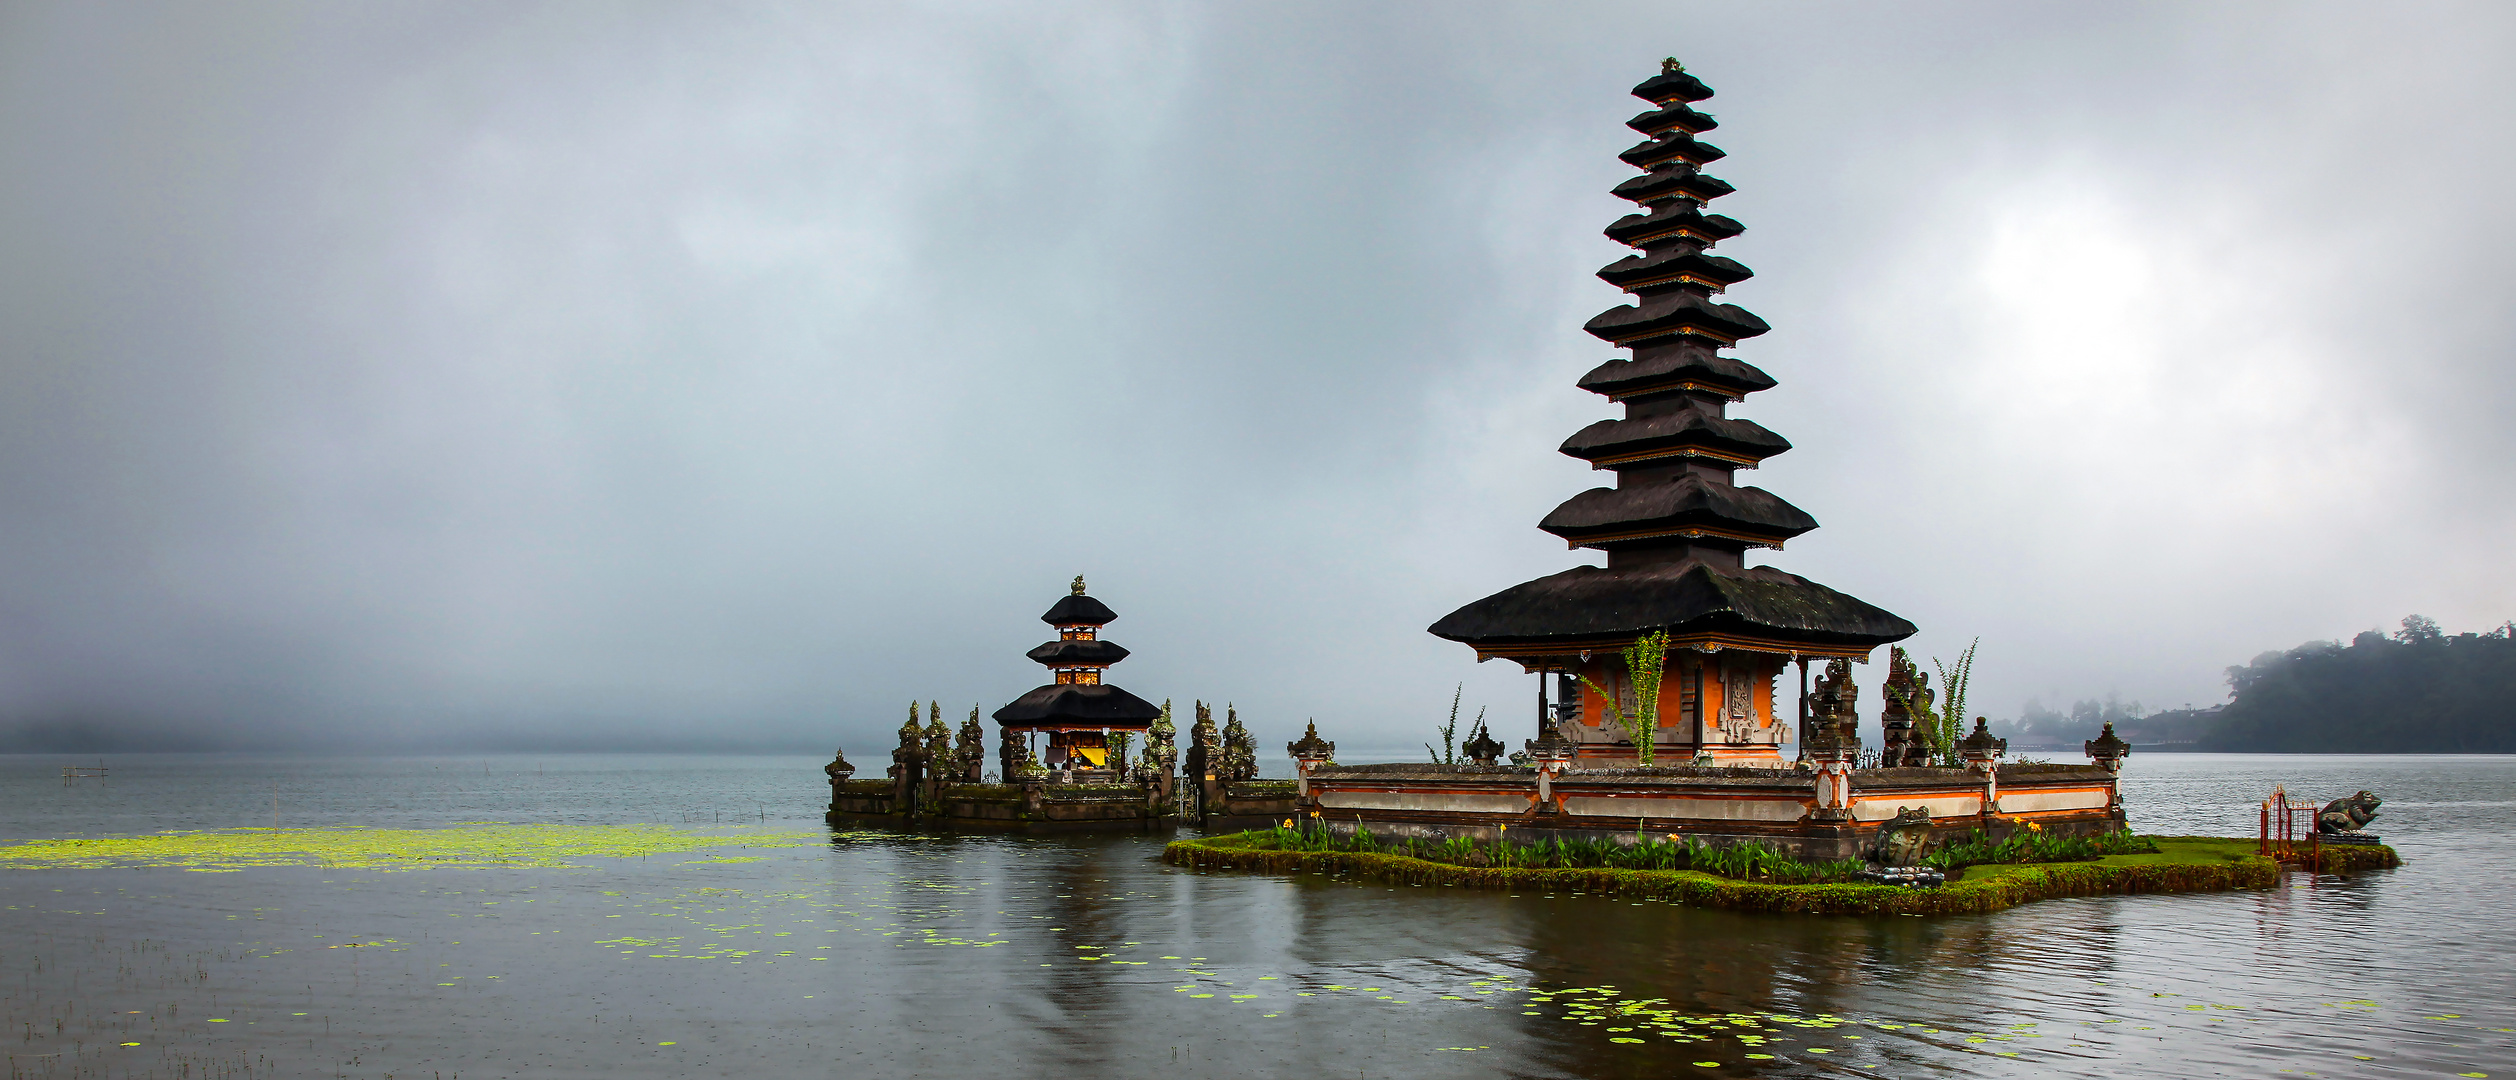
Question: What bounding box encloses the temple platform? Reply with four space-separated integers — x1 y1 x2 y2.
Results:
827 779 1173 833
1297 761 2124 861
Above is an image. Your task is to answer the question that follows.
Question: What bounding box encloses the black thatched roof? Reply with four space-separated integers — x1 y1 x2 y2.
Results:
1627 103 1716 138
1025 638 1131 666
1558 409 1790 466
1428 558 1915 650
1619 134 1727 172
1040 593 1117 626
1577 346 1776 401
1584 291 1770 348
1632 66 1713 105
1596 248 1753 292
993 683 1162 727
1611 167 1735 207
1539 475 1816 547
1605 203 1742 247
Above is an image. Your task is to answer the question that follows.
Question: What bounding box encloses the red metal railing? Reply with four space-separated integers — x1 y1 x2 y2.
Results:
2258 784 2322 866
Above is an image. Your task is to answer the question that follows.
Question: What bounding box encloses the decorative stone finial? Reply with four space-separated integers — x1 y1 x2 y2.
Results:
1287 720 1336 764
2083 721 2130 773
1958 716 2007 764
1662 57 1684 74
1461 720 1505 767
1071 574 1087 595
1525 723 1576 771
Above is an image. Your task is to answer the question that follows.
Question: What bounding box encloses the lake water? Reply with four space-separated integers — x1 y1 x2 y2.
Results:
2 752 2509 1079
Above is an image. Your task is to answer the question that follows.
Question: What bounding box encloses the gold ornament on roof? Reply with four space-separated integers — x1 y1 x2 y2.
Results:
1071 575 1087 595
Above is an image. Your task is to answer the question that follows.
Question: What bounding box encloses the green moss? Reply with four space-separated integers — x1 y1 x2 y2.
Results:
1159 831 2384 917
0 823 812 873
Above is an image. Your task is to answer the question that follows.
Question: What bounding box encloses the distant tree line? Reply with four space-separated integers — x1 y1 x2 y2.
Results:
1990 616 2516 753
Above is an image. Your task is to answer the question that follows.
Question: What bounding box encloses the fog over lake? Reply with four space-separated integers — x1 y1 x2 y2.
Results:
3 3 2511 754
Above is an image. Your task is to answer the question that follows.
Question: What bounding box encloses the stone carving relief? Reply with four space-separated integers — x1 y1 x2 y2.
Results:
1720 661 1756 744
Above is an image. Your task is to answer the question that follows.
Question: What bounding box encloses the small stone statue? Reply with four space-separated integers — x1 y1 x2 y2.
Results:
2318 791 2381 836
1866 806 1934 868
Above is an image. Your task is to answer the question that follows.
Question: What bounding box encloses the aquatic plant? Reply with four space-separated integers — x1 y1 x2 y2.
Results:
0 823 811 873
1580 629 1670 764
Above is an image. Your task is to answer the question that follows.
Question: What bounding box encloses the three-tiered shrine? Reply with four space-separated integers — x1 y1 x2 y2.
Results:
992 576 1161 777
1430 58 1916 766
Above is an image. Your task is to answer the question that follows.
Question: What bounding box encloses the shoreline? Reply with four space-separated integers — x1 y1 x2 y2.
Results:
1163 833 2400 917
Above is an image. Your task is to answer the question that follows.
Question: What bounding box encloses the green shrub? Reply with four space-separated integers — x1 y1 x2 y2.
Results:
1925 826 2157 873
1253 824 1860 883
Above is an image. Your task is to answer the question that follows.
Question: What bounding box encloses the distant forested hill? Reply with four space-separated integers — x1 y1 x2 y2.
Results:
2194 616 2516 752
1986 616 2516 753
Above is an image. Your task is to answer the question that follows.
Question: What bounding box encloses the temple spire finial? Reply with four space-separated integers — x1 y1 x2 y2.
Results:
1662 57 1683 74
1071 575 1087 595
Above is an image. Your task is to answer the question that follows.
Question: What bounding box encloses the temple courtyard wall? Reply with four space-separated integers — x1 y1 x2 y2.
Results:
828 779 1174 833
1297 762 2122 861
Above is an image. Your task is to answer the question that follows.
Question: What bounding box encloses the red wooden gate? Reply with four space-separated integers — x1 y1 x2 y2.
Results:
2258 784 2322 866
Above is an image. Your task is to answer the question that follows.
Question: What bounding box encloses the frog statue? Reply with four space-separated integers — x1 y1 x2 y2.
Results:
2317 790 2381 835
1866 806 1935 868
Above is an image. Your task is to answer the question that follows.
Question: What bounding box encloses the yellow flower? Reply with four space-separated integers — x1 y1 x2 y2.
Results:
1282 819 1294 830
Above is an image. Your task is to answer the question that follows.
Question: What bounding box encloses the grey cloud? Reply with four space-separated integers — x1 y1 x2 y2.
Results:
1 2 2508 754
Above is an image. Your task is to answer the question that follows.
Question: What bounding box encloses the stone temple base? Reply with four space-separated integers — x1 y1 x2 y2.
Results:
828 779 1171 833
1298 762 2126 862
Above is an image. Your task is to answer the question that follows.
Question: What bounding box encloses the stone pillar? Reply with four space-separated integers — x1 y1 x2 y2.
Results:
824 747 855 815
1525 724 1575 815
2084 721 2131 823
1287 721 1335 798
891 719 927 822
1803 660 1859 825
1959 717 2007 816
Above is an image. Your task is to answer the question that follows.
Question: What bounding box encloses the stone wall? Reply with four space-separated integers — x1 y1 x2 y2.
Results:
1300 762 2122 861
827 779 1174 833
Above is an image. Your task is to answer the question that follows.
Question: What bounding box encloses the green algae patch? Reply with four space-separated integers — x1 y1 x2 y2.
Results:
1164 832 2334 916
0 824 813 873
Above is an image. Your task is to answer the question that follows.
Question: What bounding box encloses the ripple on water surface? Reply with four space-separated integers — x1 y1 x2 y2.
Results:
0 752 2508 1078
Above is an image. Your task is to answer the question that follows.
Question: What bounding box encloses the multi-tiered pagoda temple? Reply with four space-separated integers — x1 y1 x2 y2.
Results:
1430 59 1916 767
993 577 1161 777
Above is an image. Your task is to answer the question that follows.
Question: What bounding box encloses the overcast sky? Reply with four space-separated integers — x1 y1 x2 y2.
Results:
2 2 2510 756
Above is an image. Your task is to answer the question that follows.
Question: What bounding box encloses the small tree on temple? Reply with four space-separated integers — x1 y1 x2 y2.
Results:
1890 639 1977 766
1579 629 1670 765
1108 729 1133 778
1428 684 1464 765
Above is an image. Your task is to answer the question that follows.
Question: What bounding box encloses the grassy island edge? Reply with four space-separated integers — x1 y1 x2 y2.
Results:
1162 833 2398 917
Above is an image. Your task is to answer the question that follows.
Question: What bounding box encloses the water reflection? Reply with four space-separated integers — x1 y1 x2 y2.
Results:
0 754 2507 1078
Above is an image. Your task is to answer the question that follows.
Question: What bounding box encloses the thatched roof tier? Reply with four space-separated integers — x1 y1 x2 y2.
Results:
1539 475 1816 550
1429 558 1915 659
1025 639 1131 666
992 683 1161 729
